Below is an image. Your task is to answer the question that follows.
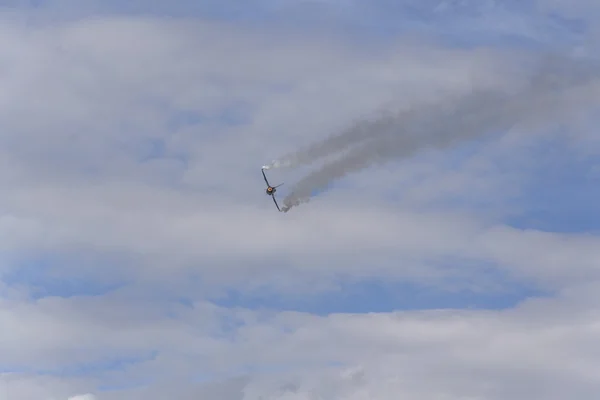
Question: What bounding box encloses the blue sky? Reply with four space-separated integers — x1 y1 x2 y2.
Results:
0 1 599 399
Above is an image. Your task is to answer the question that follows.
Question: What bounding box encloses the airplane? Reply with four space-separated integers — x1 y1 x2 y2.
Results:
262 168 283 212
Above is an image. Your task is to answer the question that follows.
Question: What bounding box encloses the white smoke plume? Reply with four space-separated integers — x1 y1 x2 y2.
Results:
266 55 600 212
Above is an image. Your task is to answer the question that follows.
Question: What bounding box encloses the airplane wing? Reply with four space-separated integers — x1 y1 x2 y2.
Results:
272 196 281 212
261 169 270 186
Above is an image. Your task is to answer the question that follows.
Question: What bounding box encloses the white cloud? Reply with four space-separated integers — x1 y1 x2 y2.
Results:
0 5 598 400
0 13 542 285
2 283 597 399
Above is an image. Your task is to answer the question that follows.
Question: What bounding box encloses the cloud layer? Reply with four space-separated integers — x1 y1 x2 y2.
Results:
0 1 599 399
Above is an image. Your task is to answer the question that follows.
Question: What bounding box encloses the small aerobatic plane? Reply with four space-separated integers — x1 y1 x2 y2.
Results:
262 168 283 212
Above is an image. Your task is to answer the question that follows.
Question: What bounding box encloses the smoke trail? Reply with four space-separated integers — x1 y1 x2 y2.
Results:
273 55 600 212
262 110 401 170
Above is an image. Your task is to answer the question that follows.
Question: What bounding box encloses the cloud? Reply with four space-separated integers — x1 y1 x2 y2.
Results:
3 283 598 399
0 2 598 400
0 12 530 284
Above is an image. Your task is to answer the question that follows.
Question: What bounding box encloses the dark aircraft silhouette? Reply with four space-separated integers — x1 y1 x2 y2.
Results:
262 168 283 211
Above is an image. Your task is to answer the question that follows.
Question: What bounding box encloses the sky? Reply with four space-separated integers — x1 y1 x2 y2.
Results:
0 0 599 399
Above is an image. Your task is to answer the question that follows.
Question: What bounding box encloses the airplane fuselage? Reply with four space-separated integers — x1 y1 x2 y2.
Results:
266 186 276 195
